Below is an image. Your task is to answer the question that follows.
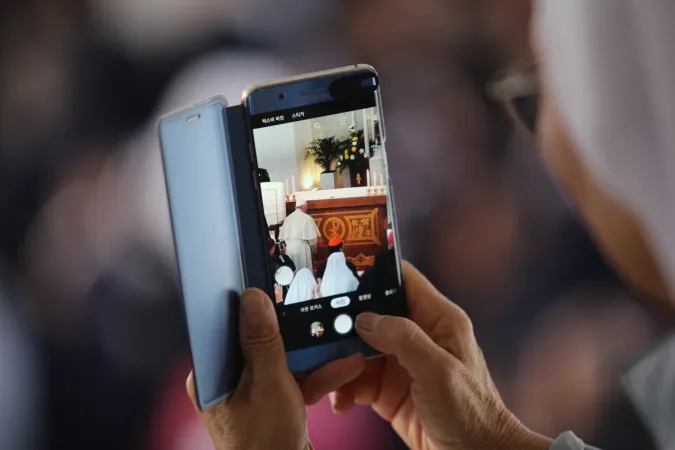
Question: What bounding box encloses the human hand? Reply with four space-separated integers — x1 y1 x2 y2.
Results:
331 262 553 450
315 279 322 299
187 289 364 450
274 283 283 303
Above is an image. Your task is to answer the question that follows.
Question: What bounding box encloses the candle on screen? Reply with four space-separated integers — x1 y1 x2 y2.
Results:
367 169 370 187
380 174 384 187
372 170 376 188
292 175 296 194
285 179 290 196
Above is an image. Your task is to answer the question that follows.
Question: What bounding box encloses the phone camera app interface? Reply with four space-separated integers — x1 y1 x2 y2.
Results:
251 96 404 351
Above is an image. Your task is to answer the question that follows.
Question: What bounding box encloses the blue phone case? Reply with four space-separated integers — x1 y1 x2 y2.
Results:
159 97 247 410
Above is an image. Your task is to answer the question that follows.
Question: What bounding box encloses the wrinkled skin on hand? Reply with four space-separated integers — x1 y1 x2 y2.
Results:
186 289 365 450
331 262 552 450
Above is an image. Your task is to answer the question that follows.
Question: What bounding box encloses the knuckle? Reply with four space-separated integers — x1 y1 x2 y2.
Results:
454 308 474 338
383 316 419 343
396 318 427 355
400 318 420 340
434 309 477 363
243 329 284 356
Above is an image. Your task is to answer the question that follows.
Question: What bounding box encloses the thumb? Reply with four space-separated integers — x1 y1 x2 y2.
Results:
186 371 199 410
239 288 287 374
355 313 449 382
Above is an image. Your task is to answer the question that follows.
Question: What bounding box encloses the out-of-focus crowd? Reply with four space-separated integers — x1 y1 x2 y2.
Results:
0 1 666 449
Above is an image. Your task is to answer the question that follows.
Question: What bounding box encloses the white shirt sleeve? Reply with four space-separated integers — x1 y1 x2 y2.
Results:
622 333 675 450
550 432 600 450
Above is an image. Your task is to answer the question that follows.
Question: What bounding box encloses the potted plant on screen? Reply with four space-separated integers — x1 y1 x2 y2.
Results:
305 136 343 189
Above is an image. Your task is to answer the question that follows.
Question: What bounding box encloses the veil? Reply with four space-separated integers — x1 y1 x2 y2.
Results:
284 268 317 305
320 253 359 297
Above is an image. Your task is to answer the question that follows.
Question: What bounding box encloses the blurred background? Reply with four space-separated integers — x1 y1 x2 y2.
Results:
0 1 669 449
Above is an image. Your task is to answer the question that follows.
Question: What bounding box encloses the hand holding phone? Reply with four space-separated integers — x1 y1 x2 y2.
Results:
186 288 365 450
329 263 550 450
163 66 544 450
188 263 545 450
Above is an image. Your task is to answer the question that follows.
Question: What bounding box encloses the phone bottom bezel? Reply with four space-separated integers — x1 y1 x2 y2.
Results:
286 337 381 376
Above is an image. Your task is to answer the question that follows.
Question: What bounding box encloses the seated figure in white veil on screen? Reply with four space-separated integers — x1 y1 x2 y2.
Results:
284 268 318 305
320 252 359 298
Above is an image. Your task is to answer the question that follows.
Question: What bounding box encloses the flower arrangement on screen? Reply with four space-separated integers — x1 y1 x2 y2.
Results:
336 129 375 172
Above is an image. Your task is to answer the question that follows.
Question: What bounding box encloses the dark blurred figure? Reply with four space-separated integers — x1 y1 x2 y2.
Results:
274 240 297 273
268 237 280 273
0 2 298 450
357 233 397 296
257 168 271 183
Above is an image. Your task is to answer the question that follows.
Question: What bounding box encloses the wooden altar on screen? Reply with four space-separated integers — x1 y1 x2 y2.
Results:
286 196 389 270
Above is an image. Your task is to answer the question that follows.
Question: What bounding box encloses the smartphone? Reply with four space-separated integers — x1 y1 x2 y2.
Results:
158 96 244 410
243 65 406 374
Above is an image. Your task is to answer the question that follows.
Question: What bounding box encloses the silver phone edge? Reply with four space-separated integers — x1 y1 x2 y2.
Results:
241 64 377 106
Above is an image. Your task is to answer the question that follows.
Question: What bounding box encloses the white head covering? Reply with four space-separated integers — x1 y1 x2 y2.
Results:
284 268 317 305
539 2 675 447
539 0 675 296
295 198 307 208
320 252 359 297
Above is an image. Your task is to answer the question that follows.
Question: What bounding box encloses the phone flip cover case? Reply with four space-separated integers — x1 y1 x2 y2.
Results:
160 100 269 411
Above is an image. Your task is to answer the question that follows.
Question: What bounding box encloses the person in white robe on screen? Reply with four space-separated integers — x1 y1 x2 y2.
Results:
284 268 318 305
279 199 321 271
319 252 359 298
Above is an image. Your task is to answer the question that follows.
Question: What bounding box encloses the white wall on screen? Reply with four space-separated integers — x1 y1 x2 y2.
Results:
253 108 380 191
294 120 317 188
253 123 297 185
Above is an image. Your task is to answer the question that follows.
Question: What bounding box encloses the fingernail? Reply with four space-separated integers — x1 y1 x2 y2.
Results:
329 392 353 416
356 312 381 332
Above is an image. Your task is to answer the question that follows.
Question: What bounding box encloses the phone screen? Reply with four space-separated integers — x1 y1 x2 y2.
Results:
246 69 406 355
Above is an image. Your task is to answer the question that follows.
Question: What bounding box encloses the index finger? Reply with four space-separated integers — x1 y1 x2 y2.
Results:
298 353 365 405
401 261 474 346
